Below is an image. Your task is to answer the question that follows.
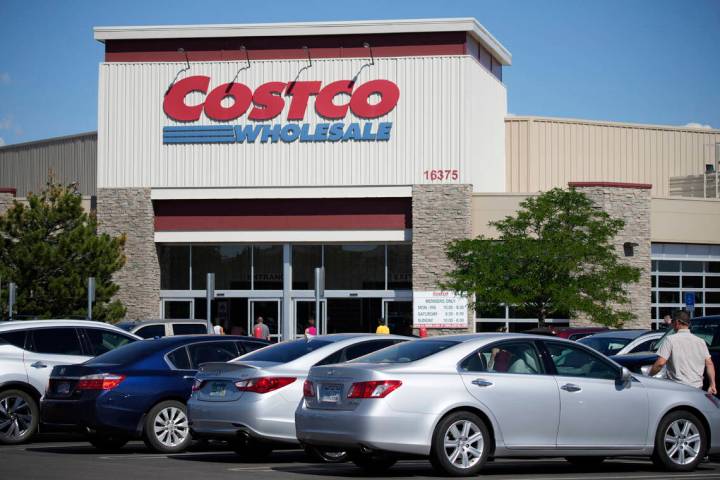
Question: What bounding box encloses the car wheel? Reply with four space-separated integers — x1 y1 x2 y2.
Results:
88 434 129 451
143 400 192 453
565 456 606 466
0 389 39 445
652 410 707 472
430 411 490 476
350 451 397 473
303 444 350 463
232 435 273 461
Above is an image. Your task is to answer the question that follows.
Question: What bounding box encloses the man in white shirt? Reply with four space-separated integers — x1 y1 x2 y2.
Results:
650 310 717 394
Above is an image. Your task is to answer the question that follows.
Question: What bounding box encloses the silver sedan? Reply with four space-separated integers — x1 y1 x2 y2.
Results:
296 333 720 475
187 333 407 461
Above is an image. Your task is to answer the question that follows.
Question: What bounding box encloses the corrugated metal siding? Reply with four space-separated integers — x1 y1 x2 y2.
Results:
505 117 720 197
98 56 506 191
0 133 97 196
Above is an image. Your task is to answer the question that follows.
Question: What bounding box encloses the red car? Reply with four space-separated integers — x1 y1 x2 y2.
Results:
523 326 608 341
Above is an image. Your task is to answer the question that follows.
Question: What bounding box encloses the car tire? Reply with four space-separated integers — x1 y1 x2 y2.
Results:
232 435 273 461
652 410 707 472
0 389 39 445
88 434 129 451
565 456 606 466
350 451 397 473
429 411 490 477
303 444 350 463
142 400 192 453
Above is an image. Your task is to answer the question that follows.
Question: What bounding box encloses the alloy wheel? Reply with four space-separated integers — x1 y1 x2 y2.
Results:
443 419 484 469
664 419 701 465
153 406 189 447
0 395 33 440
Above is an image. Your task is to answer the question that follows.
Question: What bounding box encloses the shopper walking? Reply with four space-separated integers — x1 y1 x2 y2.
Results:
649 310 717 394
305 317 317 337
376 318 390 335
662 314 673 329
253 316 270 341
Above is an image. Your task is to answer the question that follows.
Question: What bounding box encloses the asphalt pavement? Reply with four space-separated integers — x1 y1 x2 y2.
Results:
2 435 720 480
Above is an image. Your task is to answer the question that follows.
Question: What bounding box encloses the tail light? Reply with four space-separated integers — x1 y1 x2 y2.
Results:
76 373 125 391
347 380 402 399
235 377 296 394
192 379 206 392
303 380 315 398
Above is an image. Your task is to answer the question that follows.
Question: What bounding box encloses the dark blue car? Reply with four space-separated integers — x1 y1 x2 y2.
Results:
40 335 269 452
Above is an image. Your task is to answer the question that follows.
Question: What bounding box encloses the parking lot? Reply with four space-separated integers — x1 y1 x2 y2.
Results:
2 435 720 480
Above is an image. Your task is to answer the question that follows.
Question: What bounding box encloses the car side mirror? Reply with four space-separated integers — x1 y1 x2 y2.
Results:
619 367 632 387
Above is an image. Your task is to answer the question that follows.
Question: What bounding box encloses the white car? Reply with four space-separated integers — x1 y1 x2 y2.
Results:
116 319 211 339
0 320 140 444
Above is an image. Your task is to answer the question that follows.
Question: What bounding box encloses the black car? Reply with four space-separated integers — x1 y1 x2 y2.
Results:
611 315 720 394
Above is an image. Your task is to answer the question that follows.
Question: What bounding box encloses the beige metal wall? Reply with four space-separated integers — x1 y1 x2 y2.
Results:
505 116 720 197
0 132 97 196
472 193 720 245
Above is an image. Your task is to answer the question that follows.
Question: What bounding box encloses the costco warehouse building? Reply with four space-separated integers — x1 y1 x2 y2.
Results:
1 18 719 339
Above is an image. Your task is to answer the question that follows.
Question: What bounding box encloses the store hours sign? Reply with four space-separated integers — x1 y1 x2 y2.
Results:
162 77 399 144
413 291 468 329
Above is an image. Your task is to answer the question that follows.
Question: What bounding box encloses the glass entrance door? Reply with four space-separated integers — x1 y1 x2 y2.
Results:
249 299 282 342
294 299 326 338
383 300 414 336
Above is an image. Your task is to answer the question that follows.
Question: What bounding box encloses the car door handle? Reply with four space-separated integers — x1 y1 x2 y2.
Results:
471 378 493 387
183 375 195 380
30 361 47 369
561 383 582 393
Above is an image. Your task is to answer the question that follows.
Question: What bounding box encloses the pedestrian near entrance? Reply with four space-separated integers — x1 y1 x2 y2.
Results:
253 316 270 341
663 314 673 329
305 317 317 337
650 310 717 394
376 318 390 335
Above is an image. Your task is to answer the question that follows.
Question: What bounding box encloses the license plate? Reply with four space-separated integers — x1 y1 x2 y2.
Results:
320 384 343 403
57 382 70 395
209 382 227 397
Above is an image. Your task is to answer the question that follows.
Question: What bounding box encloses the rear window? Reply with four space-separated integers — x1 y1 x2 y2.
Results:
172 323 208 335
0 330 27 349
578 336 633 356
135 324 166 339
352 340 460 364
239 338 332 363
86 340 163 365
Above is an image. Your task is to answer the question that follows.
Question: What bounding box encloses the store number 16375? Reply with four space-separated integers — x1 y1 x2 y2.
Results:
423 169 459 181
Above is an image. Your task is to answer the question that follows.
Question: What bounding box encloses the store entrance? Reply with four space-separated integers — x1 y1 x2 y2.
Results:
326 298 383 334
383 300 414 336
249 299 282 342
294 299 326 338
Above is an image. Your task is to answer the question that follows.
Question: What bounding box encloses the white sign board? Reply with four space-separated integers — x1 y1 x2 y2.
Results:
413 291 468 328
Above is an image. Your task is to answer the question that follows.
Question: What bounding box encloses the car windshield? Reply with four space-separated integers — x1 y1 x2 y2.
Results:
238 338 332 363
351 340 460 364
578 336 633 356
655 320 720 352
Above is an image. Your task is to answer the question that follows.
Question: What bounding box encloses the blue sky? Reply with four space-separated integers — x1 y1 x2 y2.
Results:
0 0 718 146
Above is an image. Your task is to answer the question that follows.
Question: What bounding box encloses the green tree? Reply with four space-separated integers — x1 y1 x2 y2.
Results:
0 180 126 322
444 188 641 328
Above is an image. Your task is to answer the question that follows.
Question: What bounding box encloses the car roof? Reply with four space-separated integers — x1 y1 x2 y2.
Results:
134 334 267 348
691 315 720 324
306 333 409 342
580 329 651 340
0 319 131 332
117 319 208 326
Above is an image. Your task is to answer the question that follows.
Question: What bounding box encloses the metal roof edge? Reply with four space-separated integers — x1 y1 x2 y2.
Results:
0 131 97 152
505 115 719 133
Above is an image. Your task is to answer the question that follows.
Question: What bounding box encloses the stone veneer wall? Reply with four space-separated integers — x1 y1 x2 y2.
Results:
569 183 651 329
412 185 474 335
96 188 160 320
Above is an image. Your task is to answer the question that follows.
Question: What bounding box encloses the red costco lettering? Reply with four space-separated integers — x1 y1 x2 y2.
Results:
163 77 400 122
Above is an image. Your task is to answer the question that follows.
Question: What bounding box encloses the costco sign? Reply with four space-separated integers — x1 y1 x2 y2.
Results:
162 76 399 144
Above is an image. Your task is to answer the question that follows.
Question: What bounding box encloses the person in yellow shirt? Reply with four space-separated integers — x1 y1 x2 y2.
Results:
376 318 390 335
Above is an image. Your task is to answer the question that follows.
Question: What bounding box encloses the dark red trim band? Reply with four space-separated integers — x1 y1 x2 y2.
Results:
154 198 412 231
0 187 17 196
569 182 652 190
105 32 467 62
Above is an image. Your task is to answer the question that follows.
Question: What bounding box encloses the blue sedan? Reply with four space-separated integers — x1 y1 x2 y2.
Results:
40 335 269 452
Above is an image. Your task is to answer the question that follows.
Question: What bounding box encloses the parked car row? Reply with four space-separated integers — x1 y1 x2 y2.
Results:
2 318 719 476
